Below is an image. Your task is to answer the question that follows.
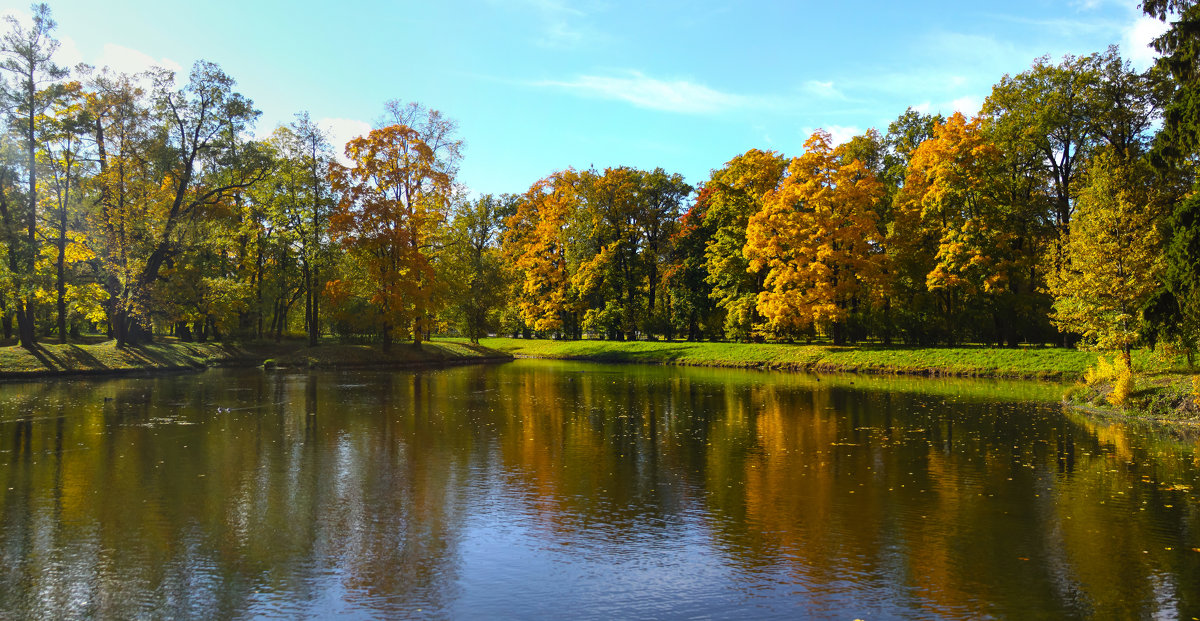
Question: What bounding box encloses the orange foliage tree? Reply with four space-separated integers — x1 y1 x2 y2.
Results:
327 124 451 350
892 112 1017 343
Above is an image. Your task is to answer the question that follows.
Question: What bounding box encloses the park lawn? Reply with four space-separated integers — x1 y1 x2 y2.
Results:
0 338 510 378
476 337 1179 380
0 339 247 378
264 340 510 369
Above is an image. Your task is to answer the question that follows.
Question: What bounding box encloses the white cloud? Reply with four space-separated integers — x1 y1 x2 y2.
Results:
1125 14 1169 70
488 0 595 48
538 71 758 115
950 95 982 116
93 43 182 76
823 125 862 146
319 117 373 164
803 80 844 99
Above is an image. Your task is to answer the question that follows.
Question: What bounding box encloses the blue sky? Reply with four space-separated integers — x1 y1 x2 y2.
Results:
1 0 1168 197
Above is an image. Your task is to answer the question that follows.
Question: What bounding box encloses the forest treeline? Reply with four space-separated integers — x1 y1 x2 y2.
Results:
1 3 1199 364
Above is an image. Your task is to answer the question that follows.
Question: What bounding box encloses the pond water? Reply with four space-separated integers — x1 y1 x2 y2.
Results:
0 359 1197 619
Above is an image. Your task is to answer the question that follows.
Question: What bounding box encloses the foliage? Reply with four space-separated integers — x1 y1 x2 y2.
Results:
328 123 452 350
746 130 884 343
1047 149 1166 361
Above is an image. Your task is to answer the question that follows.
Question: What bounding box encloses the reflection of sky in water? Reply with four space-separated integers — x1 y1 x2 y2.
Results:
0 360 1197 619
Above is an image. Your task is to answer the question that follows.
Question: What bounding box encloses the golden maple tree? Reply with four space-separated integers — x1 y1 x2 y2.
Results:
502 170 581 334
745 130 885 343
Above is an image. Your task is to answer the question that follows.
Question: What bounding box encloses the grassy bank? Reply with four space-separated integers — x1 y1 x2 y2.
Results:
0 338 510 379
1065 371 1200 425
478 337 1173 380
263 340 511 370
0 339 252 379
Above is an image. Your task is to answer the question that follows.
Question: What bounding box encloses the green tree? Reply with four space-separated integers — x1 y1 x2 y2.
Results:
1047 148 1167 365
702 149 786 341
0 2 68 346
442 194 510 342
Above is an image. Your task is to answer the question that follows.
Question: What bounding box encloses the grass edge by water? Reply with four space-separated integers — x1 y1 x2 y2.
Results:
0 338 512 380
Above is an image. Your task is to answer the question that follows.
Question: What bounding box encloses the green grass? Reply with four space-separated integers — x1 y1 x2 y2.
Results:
0 338 510 378
265 340 510 369
477 337 1179 380
0 339 248 378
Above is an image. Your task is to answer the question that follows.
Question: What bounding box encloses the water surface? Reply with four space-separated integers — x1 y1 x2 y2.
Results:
1 360 1197 619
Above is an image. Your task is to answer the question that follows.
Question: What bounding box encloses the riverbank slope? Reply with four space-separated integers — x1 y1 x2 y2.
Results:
478 337 1127 380
481 337 1199 424
0 339 510 380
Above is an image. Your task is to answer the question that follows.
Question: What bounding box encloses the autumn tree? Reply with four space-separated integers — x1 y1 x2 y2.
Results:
39 80 96 341
328 123 452 351
703 149 786 341
502 170 582 336
0 2 68 346
892 113 1022 344
1047 148 1167 365
442 194 510 342
665 183 719 341
89 62 268 345
745 130 885 344
636 168 691 337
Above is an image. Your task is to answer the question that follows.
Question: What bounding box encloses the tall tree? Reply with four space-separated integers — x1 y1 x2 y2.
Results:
0 3 68 346
503 170 582 336
1047 148 1167 365
1140 0 1200 364
892 113 1015 344
442 194 509 342
40 80 90 342
745 130 885 344
983 53 1100 238
328 123 452 350
702 148 786 341
90 62 268 345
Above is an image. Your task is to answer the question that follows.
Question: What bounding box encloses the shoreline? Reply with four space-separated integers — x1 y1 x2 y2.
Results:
0 339 512 382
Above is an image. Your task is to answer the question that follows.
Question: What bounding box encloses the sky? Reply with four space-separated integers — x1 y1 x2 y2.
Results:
0 0 1170 197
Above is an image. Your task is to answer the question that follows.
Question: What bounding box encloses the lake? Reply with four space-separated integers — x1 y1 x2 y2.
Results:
1 359 1197 619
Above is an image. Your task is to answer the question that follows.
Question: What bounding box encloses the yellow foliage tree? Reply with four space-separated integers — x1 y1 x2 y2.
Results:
745 130 885 343
1047 148 1165 365
892 112 1016 343
503 171 581 334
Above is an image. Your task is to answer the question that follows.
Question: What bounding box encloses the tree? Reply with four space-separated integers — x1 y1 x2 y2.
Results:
745 130 885 344
90 62 268 345
892 113 1022 344
702 149 786 341
442 194 509 342
502 170 581 336
636 168 691 338
328 123 452 351
665 183 718 341
40 80 91 342
1047 148 1167 365
1139 0 1200 365
0 2 68 346
269 113 334 345
983 54 1100 239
